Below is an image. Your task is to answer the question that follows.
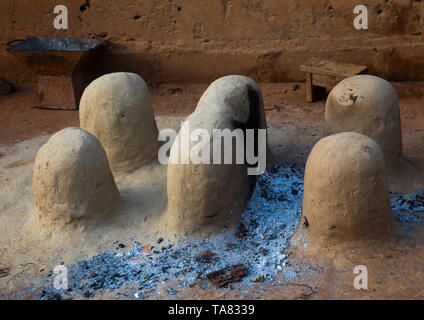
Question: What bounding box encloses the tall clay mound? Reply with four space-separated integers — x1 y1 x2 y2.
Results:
301 132 392 243
33 127 120 222
166 75 267 237
325 75 402 168
79 72 160 174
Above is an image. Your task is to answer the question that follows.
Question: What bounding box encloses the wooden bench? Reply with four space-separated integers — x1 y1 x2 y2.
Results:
300 58 367 102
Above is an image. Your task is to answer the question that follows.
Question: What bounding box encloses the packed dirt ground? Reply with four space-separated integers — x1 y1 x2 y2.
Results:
1 81 424 299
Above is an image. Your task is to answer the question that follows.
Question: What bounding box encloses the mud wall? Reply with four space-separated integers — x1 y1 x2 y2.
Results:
1 0 423 84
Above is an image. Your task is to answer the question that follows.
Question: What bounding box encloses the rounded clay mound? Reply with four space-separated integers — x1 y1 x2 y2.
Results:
301 132 392 242
79 72 160 174
166 75 267 237
325 75 402 167
33 127 120 222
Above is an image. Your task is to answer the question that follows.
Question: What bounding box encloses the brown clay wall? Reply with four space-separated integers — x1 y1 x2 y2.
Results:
1 0 424 84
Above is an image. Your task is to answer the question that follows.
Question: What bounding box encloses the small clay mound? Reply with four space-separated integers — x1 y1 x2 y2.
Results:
301 132 392 242
325 75 402 168
166 75 267 236
33 127 120 222
79 72 160 174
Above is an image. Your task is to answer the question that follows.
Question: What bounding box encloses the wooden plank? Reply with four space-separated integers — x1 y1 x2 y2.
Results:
300 58 367 78
206 264 248 288
305 72 326 102
305 72 313 102
312 73 343 88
